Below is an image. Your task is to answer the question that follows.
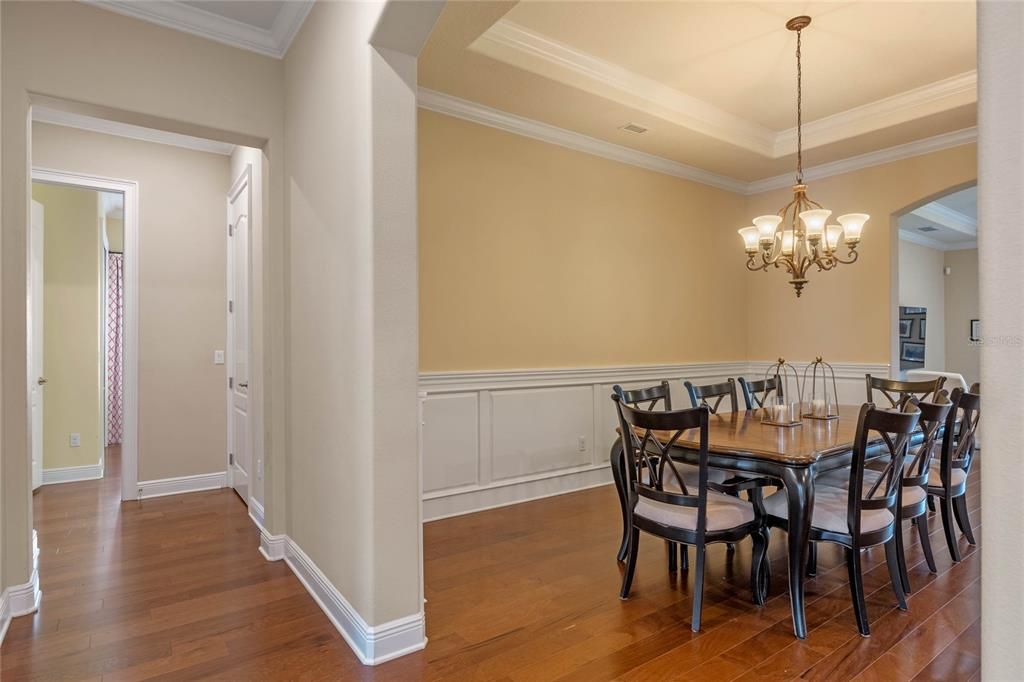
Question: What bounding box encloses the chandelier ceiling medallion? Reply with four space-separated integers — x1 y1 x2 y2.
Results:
738 16 868 297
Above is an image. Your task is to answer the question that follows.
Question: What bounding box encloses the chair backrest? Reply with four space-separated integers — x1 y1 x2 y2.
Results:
612 395 711 531
737 376 782 410
846 402 921 537
612 381 672 411
936 386 980 486
903 392 953 490
684 378 737 414
865 374 945 408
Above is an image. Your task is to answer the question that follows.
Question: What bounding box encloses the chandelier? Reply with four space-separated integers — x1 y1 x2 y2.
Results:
738 16 868 297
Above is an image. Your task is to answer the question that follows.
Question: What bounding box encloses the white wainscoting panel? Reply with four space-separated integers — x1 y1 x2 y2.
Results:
422 392 479 493
490 386 594 480
420 361 891 521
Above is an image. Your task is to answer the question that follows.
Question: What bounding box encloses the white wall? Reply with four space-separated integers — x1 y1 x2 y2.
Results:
898 239 946 371
978 3 1024 676
33 123 231 484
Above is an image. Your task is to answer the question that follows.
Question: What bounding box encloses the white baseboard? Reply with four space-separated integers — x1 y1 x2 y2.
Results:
249 497 266 528
423 464 614 521
137 471 226 499
284 538 427 665
0 531 42 646
42 463 104 485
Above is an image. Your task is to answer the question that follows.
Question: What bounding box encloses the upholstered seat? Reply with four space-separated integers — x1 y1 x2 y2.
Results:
816 469 926 508
928 464 967 488
641 464 727 490
764 485 894 534
634 492 755 532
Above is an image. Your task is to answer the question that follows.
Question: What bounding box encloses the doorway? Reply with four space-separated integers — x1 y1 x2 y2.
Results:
29 172 137 493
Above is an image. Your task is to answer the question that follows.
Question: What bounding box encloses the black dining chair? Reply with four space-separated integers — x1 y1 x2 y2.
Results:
611 382 724 568
818 394 953 594
764 402 921 636
865 374 945 408
738 376 782 410
684 378 738 414
613 396 770 631
928 385 980 562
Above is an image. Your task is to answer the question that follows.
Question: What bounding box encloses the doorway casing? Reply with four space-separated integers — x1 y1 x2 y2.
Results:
30 167 140 501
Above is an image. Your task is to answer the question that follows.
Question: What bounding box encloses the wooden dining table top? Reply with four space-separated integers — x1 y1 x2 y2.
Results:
627 404 873 466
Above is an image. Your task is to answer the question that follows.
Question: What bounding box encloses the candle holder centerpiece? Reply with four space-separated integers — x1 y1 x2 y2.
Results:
801 356 840 421
760 358 803 428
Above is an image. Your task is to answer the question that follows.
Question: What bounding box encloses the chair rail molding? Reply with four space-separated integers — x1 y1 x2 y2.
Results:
418 360 891 520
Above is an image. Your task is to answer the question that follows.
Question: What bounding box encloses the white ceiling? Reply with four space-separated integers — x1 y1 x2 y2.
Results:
420 1 977 187
83 0 314 58
899 186 977 250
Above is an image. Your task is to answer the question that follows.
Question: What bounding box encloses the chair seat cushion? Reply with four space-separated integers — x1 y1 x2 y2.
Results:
815 470 926 508
928 464 967 488
634 492 755 532
764 486 894 534
641 463 727 490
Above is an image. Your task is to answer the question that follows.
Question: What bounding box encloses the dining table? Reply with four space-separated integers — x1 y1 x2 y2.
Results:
609 403 925 640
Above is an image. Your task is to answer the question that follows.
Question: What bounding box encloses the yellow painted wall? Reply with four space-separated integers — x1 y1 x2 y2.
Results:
418 109 750 371
744 145 976 364
31 182 103 470
419 111 977 372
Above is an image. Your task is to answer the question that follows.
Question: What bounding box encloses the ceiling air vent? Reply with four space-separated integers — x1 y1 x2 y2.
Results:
917 226 939 232
619 123 648 134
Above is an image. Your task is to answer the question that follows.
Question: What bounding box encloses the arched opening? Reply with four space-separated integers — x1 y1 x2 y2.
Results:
890 181 978 389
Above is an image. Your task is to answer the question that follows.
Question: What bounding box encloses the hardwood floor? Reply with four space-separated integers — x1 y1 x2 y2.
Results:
1 446 980 680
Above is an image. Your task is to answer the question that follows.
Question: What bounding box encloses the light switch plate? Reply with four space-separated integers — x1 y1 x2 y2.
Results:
214 350 225 365
70 433 81 447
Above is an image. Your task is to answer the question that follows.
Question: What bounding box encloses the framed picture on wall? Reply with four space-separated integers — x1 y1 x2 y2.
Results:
970 319 981 342
901 342 925 363
902 306 926 314
899 319 912 338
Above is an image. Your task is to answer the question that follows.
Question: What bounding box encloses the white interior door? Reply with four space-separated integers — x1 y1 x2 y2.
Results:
30 200 45 491
227 171 251 503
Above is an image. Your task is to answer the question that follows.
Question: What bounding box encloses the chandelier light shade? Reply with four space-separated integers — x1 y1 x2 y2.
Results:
739 16 868 297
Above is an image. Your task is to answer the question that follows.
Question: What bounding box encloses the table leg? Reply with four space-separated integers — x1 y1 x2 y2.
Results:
610 438 630 562
781 466 814 639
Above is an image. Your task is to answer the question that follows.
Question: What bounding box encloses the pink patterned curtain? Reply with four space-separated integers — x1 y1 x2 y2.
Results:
106 253 124 446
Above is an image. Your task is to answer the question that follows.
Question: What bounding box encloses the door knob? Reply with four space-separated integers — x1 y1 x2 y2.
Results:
37 377 47 385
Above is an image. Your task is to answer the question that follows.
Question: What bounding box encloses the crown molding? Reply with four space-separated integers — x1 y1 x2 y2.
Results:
471 19 776 156
898 228 976 252
774 72 977 156
745 127 978 194
418 88 748 194
81 1 313 59
33 107 236 156
910 201 976 236
471 19 977 160
419 90 976 197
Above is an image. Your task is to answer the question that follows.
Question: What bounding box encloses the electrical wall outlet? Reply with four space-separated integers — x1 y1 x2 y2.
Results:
70 433 81 447
257 458 263 478
577 436 587 452
214 350 225 365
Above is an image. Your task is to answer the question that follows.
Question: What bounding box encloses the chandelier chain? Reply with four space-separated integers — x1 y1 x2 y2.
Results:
796 27 803 183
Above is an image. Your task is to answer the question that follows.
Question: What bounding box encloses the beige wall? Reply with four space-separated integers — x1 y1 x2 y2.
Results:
898 239 946 371
285 0 431 628
32 123 230 482
944 248 979 386
744 145 976 364
419 112 976 373
31 182 103 470
419 109 749 371
2 0 285 588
